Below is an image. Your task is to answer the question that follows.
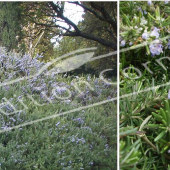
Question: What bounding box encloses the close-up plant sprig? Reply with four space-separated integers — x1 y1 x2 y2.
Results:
120 69 170 169
120 1 170 169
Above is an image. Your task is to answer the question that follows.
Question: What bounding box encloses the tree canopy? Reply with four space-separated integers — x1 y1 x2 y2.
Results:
0 2 22 51
21 1 117 50
0 1 117 75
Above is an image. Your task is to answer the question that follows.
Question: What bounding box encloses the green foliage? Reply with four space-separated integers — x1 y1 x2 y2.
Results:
120 1 170 83
33 31 55 62
148 100 170 152
0 2 22 51
74 2 116 75
0 72 117 169
0 105 116 169
120 139 141 169
54 36 116 76
119 2 170 168
120 67 170 169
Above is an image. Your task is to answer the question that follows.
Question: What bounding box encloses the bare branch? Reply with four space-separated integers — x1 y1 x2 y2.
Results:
48 2 80 33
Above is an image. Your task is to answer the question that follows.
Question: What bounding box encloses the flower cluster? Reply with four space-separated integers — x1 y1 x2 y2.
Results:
120 1 170 56
149 41 163 56
0 47 114 111
73 117 85 125
0 47 115 133
69 135 86 144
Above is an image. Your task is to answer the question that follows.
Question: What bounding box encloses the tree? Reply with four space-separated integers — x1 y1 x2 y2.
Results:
22 1 117 50
0 2 23 51
53 2 117 75
19 2 56 58
33 31 55 62
78 2 117 74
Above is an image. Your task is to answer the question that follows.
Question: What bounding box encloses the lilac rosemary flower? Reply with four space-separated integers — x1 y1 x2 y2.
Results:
129 42 133 46
55 122 60 127
144 10 147 14
35 53 44 59
137 7 143 13
142 32 148 40
168 90 170 99
120 40 126 47
149 42 163 56
73 118 84 124
150 27 160 38
148 0 152 5
167 40 170 49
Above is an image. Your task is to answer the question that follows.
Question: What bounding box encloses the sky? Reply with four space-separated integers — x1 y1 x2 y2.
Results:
64 2 84 25
51 2 84 45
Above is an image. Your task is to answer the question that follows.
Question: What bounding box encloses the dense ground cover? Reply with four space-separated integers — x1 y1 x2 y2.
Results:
120 1 170 169
0 47 117 169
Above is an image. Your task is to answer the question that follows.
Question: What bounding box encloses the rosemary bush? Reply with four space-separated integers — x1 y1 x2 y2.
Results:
0 48 117 169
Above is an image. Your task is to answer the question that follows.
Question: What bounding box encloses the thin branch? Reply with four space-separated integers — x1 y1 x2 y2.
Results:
68 1 105 21
90 2 117 32
69 1 117 32
48 2 80 33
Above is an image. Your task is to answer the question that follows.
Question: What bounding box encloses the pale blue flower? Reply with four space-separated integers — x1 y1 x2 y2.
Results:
149 43 163 56
137 7 142 12
167 40 170 49
73 117 84 124
87 75 91 81
168 89 170 99
120 40 126 47
129 42 133 46
35 53 43 59
144 10 147 14
142 32 148 40
55 122 60 127
148 0 152 5
150 27 160 38
165 1 169 4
